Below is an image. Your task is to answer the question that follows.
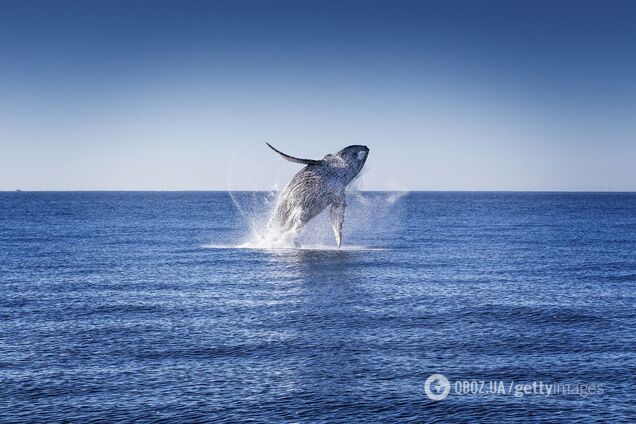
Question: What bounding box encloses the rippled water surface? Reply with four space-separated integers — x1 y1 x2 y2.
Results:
1 192 635 422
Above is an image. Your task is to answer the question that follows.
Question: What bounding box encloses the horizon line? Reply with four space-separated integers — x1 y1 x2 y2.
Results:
3 189 636 194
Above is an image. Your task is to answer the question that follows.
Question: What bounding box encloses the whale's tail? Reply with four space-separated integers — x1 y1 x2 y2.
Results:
266 143 321 165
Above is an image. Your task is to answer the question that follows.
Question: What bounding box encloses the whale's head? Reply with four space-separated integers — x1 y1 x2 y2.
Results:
335 145 369 183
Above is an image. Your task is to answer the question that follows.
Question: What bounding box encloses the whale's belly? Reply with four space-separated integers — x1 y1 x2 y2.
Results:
273 168 339 230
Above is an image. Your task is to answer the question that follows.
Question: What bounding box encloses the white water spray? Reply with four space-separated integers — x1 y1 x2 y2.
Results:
223 188 407 250
218 145 407 250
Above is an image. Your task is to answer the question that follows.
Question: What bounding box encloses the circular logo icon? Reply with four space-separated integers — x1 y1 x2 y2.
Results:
424 373 450 401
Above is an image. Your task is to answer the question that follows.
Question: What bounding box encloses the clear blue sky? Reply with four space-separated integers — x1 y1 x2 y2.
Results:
1 0 635 190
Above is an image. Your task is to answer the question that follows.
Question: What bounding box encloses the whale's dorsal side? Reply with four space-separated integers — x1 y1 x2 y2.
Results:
266 143 321 165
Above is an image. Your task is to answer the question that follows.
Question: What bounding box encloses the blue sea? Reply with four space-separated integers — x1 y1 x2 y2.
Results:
1 191 635 422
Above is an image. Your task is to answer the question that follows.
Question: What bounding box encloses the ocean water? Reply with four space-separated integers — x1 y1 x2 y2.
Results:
1 191 635 422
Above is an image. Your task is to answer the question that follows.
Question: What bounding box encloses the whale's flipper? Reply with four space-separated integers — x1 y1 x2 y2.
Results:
330 193 346 248
266 143 321 165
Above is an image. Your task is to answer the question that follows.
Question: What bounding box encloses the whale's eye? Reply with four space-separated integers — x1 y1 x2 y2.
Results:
357 151 367 160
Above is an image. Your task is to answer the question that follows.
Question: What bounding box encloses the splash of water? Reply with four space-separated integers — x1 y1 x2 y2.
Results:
201 243 386 251
231 189 303 249
223 147 406 250
228 189 407 250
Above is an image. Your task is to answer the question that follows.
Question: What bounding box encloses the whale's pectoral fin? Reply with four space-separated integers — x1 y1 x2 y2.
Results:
330 194 346 248
266 143 321 165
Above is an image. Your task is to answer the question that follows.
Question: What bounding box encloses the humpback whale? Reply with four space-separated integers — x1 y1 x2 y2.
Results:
266 143 369 247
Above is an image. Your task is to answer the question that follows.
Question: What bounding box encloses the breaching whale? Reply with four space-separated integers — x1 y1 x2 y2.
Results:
266 142 369 247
